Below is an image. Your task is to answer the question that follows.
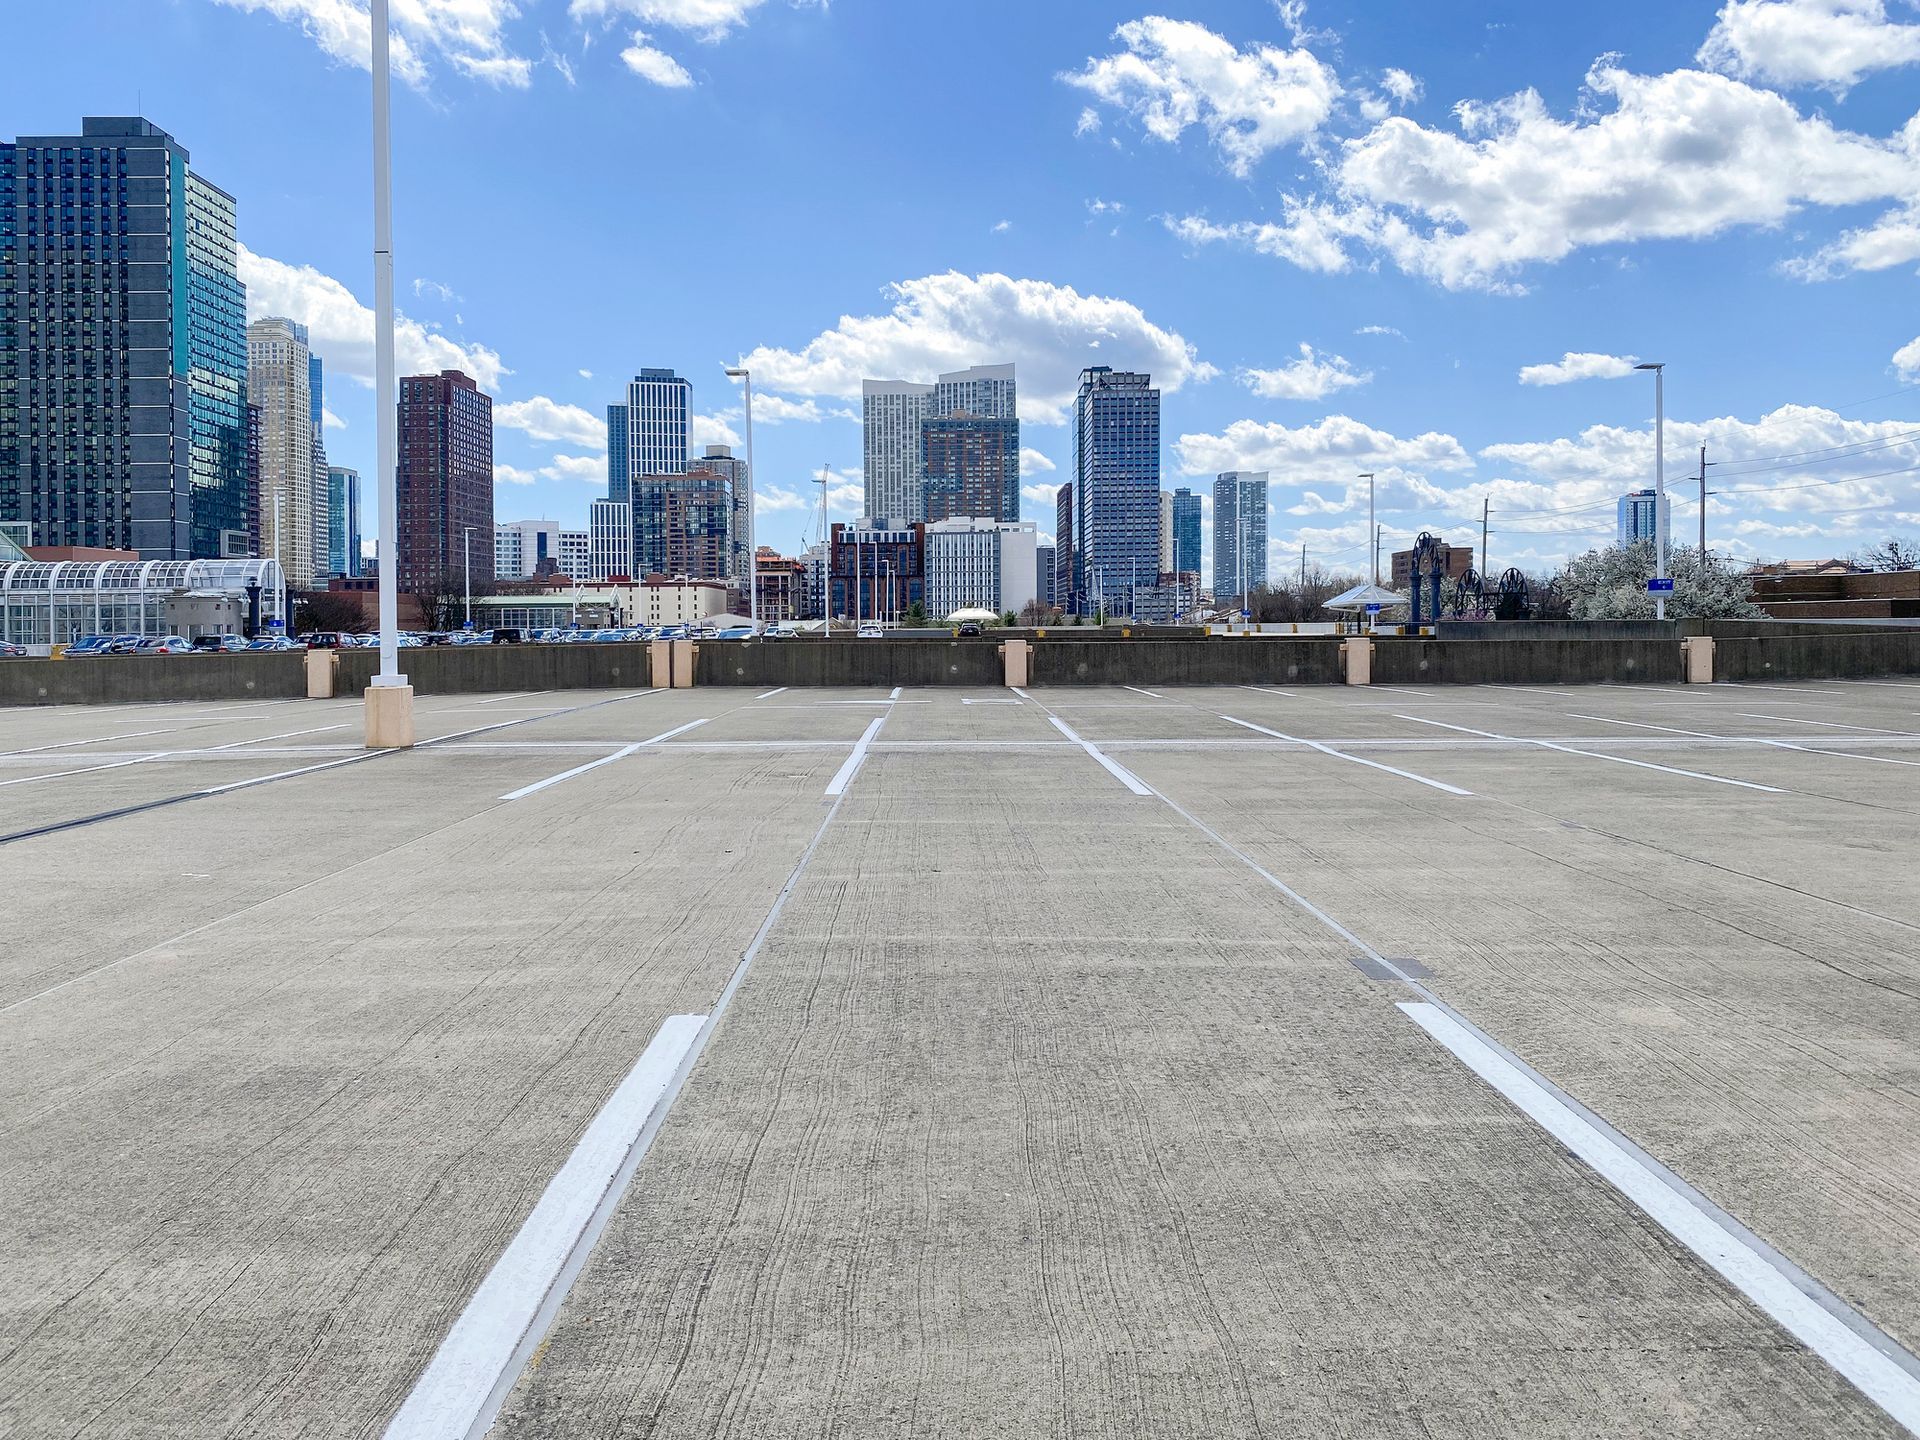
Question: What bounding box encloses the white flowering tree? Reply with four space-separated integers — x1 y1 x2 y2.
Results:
1555 541 1762 620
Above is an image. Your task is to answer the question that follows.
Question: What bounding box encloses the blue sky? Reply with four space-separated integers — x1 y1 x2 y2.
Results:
11 0 1920 577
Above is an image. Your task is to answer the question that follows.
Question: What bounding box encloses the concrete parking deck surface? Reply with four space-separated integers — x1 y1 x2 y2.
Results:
3 679 1919 1437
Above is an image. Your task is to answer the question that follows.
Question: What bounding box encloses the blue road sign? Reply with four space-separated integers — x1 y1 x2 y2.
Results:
462 620 475 630
1240 609 1251 619
1647 577 1675 593
1364 603 1383 614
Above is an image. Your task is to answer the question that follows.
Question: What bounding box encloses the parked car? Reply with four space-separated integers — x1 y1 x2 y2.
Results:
62 635 115 657
857 623 884 639
956 621 984 637
303 631 350 649
490 627 524 644
105 634 144 654
134 636 193 655
190 634 249 653
0 641 28 657
716 626 757 640
765 625 797 640
246 636 300 652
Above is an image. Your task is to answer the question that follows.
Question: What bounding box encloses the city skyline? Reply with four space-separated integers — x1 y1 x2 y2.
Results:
5 3 1918 584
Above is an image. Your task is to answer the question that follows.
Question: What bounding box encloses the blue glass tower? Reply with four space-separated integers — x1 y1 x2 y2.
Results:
1 117 247 558
1171 487 1202 576
1072 368 1160 615
328 465 360 577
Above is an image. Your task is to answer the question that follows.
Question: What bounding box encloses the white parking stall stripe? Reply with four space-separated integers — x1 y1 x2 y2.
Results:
825 717 887 797
1395 714 1786 793
1572 714 1920 769
1046 716 1155 796
1734 712 1911 735
0 727 173 759
754 687 788 701
1122 685 1164 699
383 1015 706 1440
500 745 642 801
1238 685 1299 697
1399 1001 1920 1436
1220 715 1471 796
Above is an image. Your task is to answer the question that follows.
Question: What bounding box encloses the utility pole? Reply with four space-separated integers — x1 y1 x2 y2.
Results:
1358 472 1377 585
1698 444 1708 558
1299 543 1306 590
1480 497 1490 580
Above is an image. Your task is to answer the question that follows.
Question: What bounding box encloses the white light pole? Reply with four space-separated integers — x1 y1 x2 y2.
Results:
462 525 474 630
1358 472 1377 586
1635 362 1667 621
723 367 758 630
366 0 410 744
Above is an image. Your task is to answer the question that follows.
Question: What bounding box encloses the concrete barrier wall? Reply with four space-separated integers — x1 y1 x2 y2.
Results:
0 653 309 705
1436 619 1694 641
1714 631 1920 681
1373 638 1684 686
1030 638 1344 687
332 644 653 695
693 640 1002 687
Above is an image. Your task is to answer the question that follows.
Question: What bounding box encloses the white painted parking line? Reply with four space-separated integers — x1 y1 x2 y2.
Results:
1734 712 1910 735
1368 685 1440 696
1399 1001 1920 1436
1046 715 1155 795
961 698 1023 705
889 685 902 701
205 723 352 751
824 716 887 797
1122 685 1164 699
1837 679 1920 689
469 691 537 705
0 727 173 759
1714 684 1852 697
383 1014 706 1440
1238 685 1299 697
1219 715 1471 796
754 687 788 700
1395 714 1786 793
500 745 642 801
1572 714 1920 769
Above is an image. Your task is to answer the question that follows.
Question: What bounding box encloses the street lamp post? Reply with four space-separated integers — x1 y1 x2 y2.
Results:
1634 363 1667 621
365 0 411 745
462 525 473 630
1358 473 1377 586
723 367 758 630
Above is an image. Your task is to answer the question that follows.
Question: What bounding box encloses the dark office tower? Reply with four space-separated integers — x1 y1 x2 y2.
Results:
1072 368 1159 614
922 415 1019 523
680 444 747 586
663 468 735 580
244 401 262 559
0 117 248 558
606 403 628 504
1171 488 1202 577
396 370 494 594
623 369 690 574
1055 482 1075 613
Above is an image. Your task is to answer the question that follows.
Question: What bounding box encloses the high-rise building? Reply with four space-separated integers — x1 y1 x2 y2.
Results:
1159 492 1174 572
1 118 248 559
309 352 330 580
494 518 562 579
558 529 589 579
244 402 263 559
829 519 925 622
396 369 493 594
1073 368 1160 615
622 370 690 574
684 444 747 585
1036 543 1056 608
862 379 933 522
923 416 1019 523
863 364 1018 523
1617 489 1668 548
923 517 1038 620
606 404 629 504
1213 471 1269 602
589 499 632 580
754 547 810 622
1171 488 1202 577
1055 483 1075 612
248 317 318 587
327 466 361 578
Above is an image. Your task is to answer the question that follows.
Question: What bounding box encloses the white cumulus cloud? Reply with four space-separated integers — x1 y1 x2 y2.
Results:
1239 344 1371 401
1020 447 1057 474
1698 0 1920 92
736 271 1215 425
1174 414 1473 481
1166 60 1920 291
1061 16 1340 176
206 0 530 89
620 31 694 86
1783 205 1920 279
1896 335 1920 379
1517 352 1641 386
238 244 508 391
495 396 605 446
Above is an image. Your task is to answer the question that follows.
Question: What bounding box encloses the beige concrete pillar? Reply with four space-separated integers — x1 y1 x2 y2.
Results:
649 639 672 689
671 640 697 689
305 648 338 699
1002 639 1030 688
364 685 416 749
1343 636 1373 686
1683 635 1715 685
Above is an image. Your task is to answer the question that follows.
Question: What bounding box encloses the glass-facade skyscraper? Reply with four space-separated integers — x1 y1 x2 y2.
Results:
1213 471 1270 602
1617 488 1668 548
625 369 690 575
1 117 248 558
327 465 360 578
1072 368 1160 615
1171 488 1202 576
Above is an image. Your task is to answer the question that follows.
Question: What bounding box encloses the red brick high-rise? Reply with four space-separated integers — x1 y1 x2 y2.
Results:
396 370 494 594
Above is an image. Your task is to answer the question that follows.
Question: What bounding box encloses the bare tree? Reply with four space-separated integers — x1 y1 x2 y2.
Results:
292 590 366 635
1850 536 1920 572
